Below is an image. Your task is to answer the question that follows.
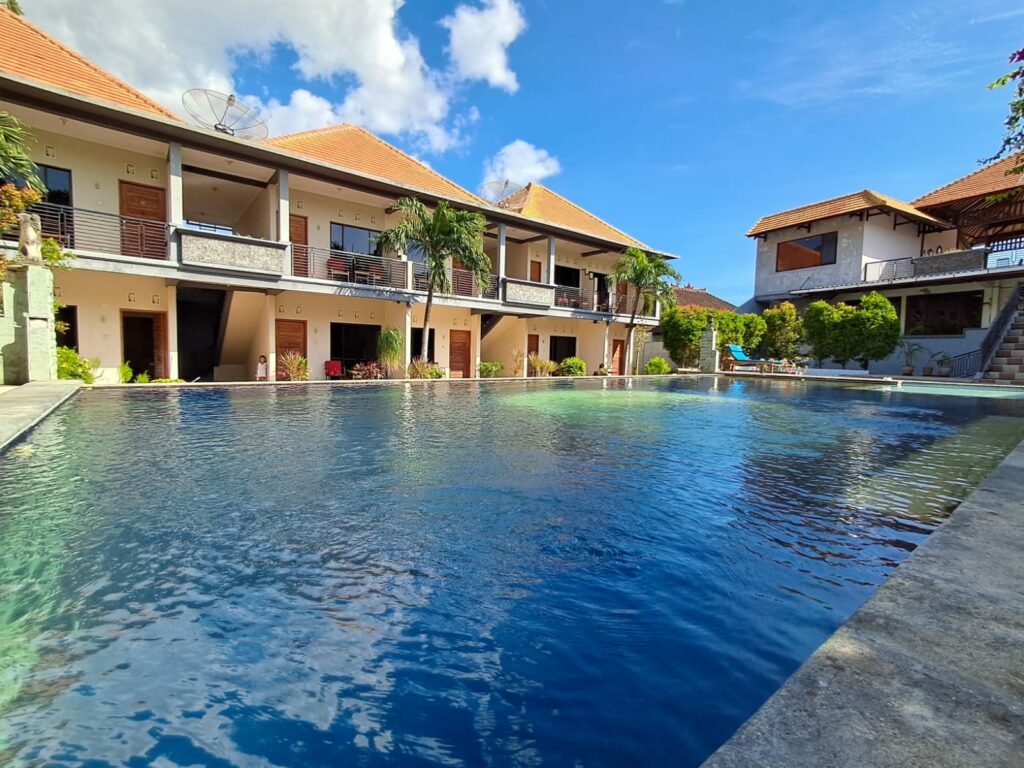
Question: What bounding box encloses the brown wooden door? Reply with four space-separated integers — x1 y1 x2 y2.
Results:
119 181 166 259
289 214 309 277
275 319 307 379
611 339 625 375
529 261 542 283
449 330 471 379
527 333 540 377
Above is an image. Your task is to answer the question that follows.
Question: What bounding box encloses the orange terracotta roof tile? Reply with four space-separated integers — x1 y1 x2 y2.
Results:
747 189 948 237
913 155 1024 208
499 183 646 248
672 285 735 312
0 7 178 120
266 124 484 204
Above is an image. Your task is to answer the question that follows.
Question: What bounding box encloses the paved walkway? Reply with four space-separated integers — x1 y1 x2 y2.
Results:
0 380 81 452
702 440 1024 767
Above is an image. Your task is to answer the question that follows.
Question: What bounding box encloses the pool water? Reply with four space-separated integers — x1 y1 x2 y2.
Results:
2 377 1023 767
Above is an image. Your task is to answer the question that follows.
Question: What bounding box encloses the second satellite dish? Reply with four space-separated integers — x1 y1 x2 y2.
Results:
182 88 268 140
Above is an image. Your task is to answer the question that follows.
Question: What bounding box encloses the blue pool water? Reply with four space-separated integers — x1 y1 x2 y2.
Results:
2 376 1023 767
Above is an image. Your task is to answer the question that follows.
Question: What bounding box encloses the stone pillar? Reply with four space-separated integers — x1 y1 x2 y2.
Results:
699 317 719 373
6 213 57 383
167 143 184 264
166 283 179 379
497 223 507 282
547 236 556 284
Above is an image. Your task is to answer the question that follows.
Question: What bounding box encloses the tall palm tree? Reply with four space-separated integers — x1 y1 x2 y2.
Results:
0 111 42 191
376 197 490 362
607 247 680 372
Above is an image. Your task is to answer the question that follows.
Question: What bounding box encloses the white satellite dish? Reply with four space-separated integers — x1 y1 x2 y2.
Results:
182 88 269 140
479 179 525 206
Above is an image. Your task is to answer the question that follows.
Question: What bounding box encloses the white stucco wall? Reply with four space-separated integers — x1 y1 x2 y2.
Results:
861 215 923 268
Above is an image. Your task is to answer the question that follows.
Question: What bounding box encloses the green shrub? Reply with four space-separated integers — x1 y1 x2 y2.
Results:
478 361 503 378
760 301 802 359
408 358 445 379
279 351 309 381
350 361 386 380
661 306 710 366
557 356 587 376
150 378 185 384
133 372 150 384
645 356 672 375
426 365 445 379
56 345 97 384
118 361 133 384
376 327 404 375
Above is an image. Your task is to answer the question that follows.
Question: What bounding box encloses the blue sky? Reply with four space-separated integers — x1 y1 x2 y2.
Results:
31 0 1024 303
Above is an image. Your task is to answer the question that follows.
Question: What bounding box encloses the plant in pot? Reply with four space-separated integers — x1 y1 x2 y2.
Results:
898 340 925 376
933 351 953 378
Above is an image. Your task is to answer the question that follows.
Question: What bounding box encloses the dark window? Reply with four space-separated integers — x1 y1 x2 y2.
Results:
56 304 78 350
330 323 381 371
330 223 380 255
38 165 72 207
550 335 577 362
776 231 837 271
554 265 581 288
406 241 427 263
409 328 436 362
905 291 983 336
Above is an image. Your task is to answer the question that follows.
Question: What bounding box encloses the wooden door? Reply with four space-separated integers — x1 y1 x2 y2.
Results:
611 339 625 375
449 330 471 379
275 319 307 379
529 260 542 283
289 214 309 277
527 333 540 376
119 181 166 259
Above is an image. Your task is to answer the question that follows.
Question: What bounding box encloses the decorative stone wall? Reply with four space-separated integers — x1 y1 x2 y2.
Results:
699 319 719 373
912 250 985 276
505 279 554 307
179 230 287 275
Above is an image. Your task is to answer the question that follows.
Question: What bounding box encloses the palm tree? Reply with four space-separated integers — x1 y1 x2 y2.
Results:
0 111 42 191
607 247 680 373
376 197 490 363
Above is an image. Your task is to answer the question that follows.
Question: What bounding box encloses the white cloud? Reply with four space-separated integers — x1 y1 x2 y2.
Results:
442 0 526 93
24 0 526 152
482 140 561 187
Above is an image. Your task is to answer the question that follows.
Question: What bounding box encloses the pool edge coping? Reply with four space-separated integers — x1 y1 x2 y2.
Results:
700 432 1024 767
0 380 82 453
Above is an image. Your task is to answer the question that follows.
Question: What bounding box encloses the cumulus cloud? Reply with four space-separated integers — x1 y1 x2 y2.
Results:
24 0 525 152
482 140 561 187
442 0 526 92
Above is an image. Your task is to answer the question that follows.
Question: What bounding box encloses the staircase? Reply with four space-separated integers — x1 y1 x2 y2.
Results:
981 285 1024 385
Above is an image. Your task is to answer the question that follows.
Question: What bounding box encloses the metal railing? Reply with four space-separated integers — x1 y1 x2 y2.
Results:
864 257 916 282
942 282 1024 378
299 246 408 290
554 284 595 310
27 201 169 260
411 264 498 299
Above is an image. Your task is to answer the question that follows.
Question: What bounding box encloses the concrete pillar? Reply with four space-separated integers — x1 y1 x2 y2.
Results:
166 283 179 379
276 171 291 276
472 314 482 376
167 142 184 264
266 295 278 381
497 223 507 278
6 214 56 383
402 304 413 373
699 318 719 373
547 236 556 284
602 323 610 366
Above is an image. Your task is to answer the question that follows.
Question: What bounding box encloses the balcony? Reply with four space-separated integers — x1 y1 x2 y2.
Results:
863 249 994 283
178 226 287 276
31 201 169 260
412 264 498 299
296 246 408 290
554 284 595 310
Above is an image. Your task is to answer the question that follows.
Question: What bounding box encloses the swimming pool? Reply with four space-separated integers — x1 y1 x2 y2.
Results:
1 376 1022 766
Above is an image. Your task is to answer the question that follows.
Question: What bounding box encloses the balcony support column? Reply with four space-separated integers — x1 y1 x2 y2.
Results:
166 282 179 379
167 142 183 264
547 236 556 284
403 303 413 373
274 170 291 276
497 222 507 290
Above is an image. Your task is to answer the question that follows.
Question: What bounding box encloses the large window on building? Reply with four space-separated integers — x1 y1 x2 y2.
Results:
330 323 381 370
905 291 983 336
330 223 380 256
549 335 577 363
776 231 837 272
554 265 581 287
409 328 436 362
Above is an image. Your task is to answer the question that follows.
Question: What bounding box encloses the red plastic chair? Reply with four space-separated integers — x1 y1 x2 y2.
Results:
324 360 344 379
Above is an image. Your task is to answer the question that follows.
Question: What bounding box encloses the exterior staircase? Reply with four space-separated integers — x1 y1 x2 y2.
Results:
982 315 1024 384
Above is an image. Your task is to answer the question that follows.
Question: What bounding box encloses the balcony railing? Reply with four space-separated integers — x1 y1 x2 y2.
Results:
863 249 993 283
412 264 498 299
554 284 595 310
30 201 169 260
299 246 408 290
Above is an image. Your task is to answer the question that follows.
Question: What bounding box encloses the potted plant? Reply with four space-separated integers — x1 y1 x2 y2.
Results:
898 340 925 376
933 352 953 378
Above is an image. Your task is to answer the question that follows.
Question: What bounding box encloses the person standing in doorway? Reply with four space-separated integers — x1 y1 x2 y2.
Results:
256 354 268 381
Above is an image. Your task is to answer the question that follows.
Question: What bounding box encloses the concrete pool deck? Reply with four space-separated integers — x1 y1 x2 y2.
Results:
0 380 81 452
702 438 1024 767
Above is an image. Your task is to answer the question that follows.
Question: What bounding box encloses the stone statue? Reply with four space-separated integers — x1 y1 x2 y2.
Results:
17 212 43 264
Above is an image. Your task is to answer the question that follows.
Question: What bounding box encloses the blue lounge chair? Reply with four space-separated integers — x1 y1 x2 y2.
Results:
722 344 782 372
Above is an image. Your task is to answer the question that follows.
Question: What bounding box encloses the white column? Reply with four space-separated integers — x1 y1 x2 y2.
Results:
266 295 278 382
602 322 610 366
625 327 635 376
403 304 413 373
472 315 482 377
497 223 507 299
167 143 184 264
166 283 179 379
547 236 556 283
276 170 291 276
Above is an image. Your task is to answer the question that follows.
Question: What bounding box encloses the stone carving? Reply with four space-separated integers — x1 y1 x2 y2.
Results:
17 212 43 264
179 230 286 275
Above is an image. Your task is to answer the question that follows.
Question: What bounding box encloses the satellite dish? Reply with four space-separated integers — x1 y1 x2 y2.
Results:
182 88 269 140
479 179 524 206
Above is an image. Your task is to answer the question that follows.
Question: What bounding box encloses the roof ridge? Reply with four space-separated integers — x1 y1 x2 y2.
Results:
913 155 1021 206
527 183 646 249
3 7 178 120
